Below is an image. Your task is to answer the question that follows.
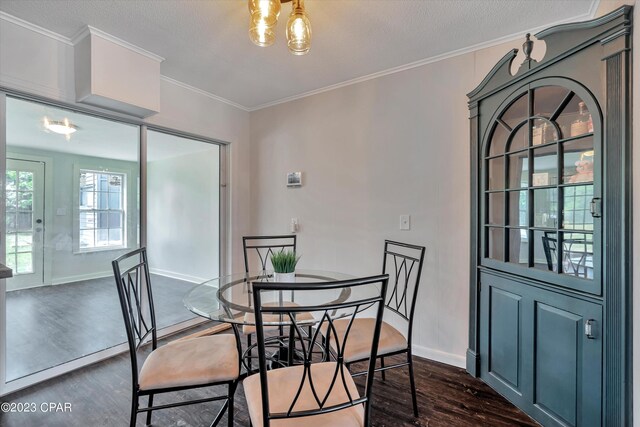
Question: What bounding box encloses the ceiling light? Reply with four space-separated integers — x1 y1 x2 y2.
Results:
44 116 78 141
286 0 311 55
247 0 312 55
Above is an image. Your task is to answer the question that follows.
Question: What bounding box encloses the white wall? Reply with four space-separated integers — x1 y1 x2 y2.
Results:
0 17 252 276
147 148 220 283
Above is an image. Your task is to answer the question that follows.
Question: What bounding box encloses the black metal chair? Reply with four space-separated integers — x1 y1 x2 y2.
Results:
319 240 426 417
541 232 558 271
242 235 297 369
112 248 241 427
244 274 389 427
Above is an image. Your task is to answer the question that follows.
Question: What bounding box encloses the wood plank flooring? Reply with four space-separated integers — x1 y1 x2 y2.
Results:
6 274 196 381
1 326 538 427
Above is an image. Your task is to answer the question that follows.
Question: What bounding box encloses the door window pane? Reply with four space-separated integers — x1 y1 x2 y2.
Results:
533 188 558 228
487 227 505 261
500 93 528 129
488 157 505 190
534 86 571 117
487 192 505 225
508 228 528 266
508 191 528 227
508 152 528 189
533 230 558 272
533 145 558 186
563 185 594 231
561 233 593 279
563 137 594 184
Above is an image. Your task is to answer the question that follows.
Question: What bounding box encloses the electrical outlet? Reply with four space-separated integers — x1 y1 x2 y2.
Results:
400 215 410 230
291 218 299 233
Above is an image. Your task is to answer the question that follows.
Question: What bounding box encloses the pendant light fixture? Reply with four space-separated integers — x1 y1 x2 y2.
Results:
247 0 312 55
286 0 311 55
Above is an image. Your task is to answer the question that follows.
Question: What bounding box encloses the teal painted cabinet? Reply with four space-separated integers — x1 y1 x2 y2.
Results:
480 272 602 426
467 7 633 426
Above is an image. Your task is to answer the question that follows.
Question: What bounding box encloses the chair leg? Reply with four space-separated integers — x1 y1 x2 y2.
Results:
407 351 418 417
380 357 386 381
145 393 154 425
130 392 138 427
247 334 252 372
228 382 236 427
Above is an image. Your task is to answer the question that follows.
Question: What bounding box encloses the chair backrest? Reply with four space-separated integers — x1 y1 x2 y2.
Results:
381 240 426 345
242 235 297 273
252 275 389 427
112 247 157 385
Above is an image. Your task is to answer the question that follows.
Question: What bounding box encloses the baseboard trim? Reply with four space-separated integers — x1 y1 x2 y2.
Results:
412 344 466 369
51 271 112 285
149 267 206 284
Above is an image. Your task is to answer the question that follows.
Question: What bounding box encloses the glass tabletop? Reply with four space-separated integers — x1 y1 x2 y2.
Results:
183 269 379 325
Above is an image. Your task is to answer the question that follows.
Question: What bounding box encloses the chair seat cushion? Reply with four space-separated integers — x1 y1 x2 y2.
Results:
139 334 239 391
242 302 315 335
243 362 364 427
321 318 407 363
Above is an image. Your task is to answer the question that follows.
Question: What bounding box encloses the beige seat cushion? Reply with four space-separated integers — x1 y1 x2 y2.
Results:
243 362 364 427
321 318 407 363
242 302 315 335
139 334 239 391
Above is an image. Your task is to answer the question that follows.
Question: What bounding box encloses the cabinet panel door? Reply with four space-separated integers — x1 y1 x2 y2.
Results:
531 291 602 427
480 272 602 427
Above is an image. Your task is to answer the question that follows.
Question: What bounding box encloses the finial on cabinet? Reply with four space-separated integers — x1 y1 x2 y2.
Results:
523 33 534 60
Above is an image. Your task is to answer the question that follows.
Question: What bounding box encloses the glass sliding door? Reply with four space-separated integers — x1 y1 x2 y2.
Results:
146 130 220 330
4 97 140 382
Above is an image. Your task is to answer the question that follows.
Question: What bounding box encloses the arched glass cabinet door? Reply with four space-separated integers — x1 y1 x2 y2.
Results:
482 80 601 294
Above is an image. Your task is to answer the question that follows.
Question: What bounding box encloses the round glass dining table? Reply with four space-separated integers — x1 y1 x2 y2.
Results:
183 269 376 326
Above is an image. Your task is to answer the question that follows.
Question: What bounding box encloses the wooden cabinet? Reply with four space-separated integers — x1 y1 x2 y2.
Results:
467 7 632 426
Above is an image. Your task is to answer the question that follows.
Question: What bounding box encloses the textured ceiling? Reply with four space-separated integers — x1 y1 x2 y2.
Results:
0 0 598 110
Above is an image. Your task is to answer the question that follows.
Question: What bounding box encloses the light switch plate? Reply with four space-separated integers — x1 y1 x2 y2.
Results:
400 215 410 230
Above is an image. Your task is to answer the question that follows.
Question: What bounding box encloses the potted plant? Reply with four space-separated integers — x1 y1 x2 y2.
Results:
270 250 300 282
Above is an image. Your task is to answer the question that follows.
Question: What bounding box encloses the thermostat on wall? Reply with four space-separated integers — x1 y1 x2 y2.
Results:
287 172 302 187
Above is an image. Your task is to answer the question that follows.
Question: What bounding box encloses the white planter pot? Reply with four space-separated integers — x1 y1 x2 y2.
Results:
273 272 296 282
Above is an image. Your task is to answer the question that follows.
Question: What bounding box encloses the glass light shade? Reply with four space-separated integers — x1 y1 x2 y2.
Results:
286 8 311 55
248 0 281 27
249 20 276 47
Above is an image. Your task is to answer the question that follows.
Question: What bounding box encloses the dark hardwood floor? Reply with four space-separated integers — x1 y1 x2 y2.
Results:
1 326 538 427
6 274 196 381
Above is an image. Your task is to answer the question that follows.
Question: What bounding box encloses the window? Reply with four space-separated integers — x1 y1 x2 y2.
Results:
78 170 126 250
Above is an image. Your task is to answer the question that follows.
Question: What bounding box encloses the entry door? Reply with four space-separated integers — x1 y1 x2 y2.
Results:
5 159 45 290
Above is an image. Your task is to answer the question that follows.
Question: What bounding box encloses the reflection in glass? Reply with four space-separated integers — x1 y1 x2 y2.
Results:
508 191 528 227
488 157 505 190
533 230 558 272
508 152 528 189
500 93 528 129
533 86 570 117
5 96 140 382
533 145 558 186
508 228 528 266
488 227 504 261
507 125 528 152
562 137 594 183
563 185 594 230
489 122 509 157
561 232 593 279
556 95 593 139
533 188 558 228
487 192 505 225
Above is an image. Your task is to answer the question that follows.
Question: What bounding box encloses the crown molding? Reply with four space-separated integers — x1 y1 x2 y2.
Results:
71 25 165 62
160 76 249 112
0 11 73 45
